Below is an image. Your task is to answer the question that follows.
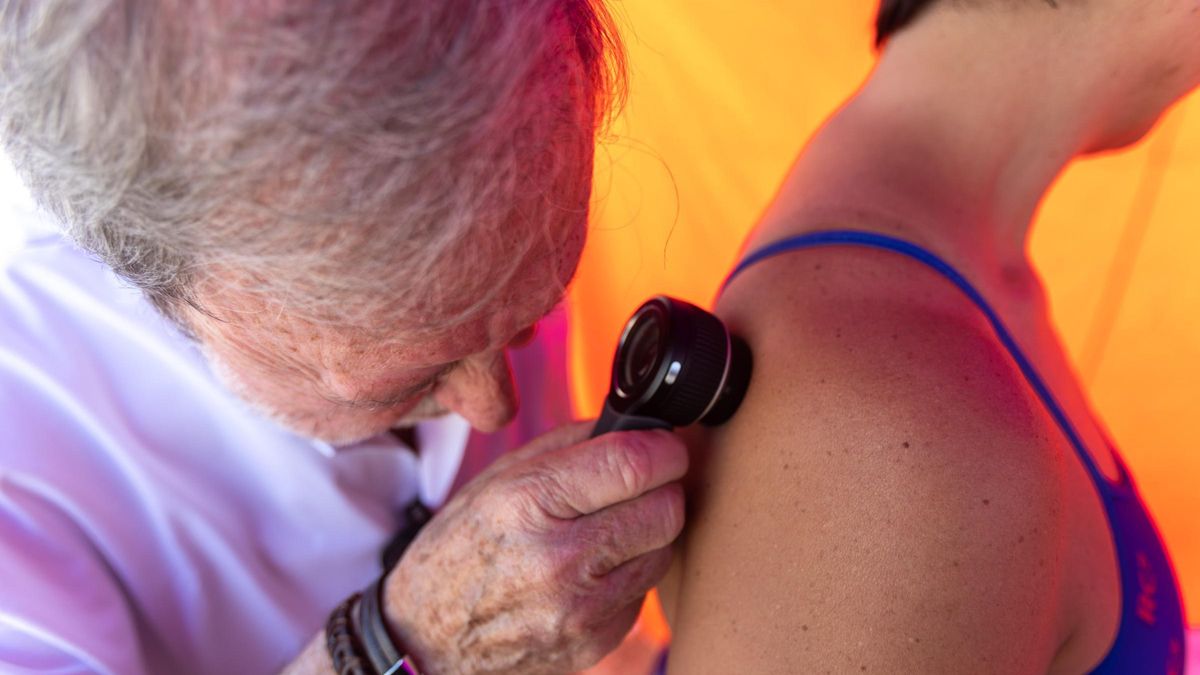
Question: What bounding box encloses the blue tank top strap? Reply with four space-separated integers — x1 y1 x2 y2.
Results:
724 229 1122 494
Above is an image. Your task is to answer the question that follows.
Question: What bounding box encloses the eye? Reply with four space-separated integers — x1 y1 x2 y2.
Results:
409 378 439 398
424 362 458 390
390 365 454 402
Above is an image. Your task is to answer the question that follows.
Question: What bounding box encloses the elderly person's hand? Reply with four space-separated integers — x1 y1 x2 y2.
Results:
384 421 687 675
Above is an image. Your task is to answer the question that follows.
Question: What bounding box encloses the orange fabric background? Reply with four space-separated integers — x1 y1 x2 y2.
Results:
567 1 1200 628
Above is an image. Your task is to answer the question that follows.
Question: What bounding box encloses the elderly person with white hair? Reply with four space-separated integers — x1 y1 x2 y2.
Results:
0 2 687 674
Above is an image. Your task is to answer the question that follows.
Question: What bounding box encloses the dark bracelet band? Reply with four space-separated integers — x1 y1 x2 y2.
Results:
325 593 370 675
358 576 422 675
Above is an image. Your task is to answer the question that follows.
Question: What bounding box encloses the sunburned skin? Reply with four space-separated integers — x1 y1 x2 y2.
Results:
661 241 1121 673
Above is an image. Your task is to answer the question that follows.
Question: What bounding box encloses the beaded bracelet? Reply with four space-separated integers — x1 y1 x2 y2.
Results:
325 581 423 675
325 593 370 675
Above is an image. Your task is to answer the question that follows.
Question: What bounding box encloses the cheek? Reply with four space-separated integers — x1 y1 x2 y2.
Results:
201 343 287 407
212 358 325 424
558 221 587 282
199 339 351 430
1177 5 1200 87
288 396 431 445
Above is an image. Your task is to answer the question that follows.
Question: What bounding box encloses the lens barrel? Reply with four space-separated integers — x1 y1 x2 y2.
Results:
605 296 752 428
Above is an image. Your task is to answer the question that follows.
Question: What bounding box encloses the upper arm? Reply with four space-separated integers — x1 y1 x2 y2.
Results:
0 474 148 675
0 352 148 675
662 251 1071 674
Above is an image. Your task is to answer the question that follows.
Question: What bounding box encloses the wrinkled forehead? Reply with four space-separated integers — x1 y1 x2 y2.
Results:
386 222 585 360
200 210 584 360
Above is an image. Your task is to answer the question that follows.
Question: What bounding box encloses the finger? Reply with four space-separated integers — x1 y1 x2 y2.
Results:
573 482 685 576
597 546 674 611
528 429 688 519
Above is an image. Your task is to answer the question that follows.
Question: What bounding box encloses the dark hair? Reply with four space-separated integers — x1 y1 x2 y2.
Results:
875 0 939 46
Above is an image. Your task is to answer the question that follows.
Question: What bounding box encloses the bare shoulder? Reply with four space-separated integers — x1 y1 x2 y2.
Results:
663 244 1074 674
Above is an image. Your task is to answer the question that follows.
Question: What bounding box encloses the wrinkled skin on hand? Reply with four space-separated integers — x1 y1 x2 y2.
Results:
383 421 689 675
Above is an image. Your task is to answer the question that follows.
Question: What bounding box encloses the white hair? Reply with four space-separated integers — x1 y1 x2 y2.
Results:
0 0 623 335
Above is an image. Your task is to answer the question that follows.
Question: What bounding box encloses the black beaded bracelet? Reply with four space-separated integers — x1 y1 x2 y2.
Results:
325 593 370 675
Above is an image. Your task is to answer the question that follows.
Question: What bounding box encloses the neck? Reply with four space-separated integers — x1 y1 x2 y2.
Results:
759 2 1185 306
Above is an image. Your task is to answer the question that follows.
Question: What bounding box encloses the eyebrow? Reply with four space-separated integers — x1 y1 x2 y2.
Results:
320 296 566 410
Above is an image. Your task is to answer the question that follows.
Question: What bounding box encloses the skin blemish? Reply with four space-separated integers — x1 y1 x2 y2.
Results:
982 499 991 506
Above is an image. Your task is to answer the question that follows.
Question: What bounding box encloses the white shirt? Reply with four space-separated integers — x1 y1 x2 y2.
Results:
0 198 574 674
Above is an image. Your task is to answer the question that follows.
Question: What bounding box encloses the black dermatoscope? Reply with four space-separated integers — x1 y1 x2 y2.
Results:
590 296 753 437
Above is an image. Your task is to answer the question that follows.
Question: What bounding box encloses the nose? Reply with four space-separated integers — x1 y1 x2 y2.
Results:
433 349 519 433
